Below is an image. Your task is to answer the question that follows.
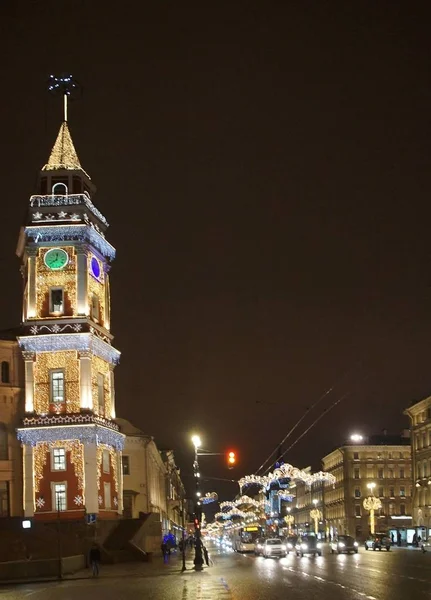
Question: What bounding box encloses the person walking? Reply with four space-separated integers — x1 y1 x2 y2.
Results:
161 541 169 564
89 544 101 577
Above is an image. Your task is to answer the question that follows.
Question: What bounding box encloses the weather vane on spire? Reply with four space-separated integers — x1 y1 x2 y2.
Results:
48 74 81 122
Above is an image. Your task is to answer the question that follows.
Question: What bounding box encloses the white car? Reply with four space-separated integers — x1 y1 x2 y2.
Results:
262 538 287 558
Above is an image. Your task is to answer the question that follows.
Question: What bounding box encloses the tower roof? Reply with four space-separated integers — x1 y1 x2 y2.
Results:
42 121 89 177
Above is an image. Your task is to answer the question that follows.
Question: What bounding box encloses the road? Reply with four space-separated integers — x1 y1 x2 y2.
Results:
0 545 430 600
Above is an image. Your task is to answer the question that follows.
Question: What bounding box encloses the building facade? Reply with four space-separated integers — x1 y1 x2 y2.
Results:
15 118 124 520
404 397 431 532
0 333 24 517
322 435 412 540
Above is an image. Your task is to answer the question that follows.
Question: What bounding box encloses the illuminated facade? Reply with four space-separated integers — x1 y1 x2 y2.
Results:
16 118 124 520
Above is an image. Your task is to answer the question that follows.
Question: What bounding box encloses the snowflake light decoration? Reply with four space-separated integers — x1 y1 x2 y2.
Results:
74 495 84 506
98 495 103 506
36 497 45 509
113 497 118 507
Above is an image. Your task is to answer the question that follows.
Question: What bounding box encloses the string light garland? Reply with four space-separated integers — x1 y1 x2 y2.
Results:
30 194 108 227
25 225 116 260
34 350 80 413
91 355 112 416
36 247 76 318
19 333 121 365
238 462 335 493
17 424 125 450
201 492 218 505
96 444 119 491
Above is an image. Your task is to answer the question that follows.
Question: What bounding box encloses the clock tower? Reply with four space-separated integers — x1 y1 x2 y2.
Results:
16 113 124 520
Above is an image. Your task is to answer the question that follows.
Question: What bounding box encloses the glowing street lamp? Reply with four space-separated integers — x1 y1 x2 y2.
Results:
363 483 381 535
350 433 364 443
192 435 202 449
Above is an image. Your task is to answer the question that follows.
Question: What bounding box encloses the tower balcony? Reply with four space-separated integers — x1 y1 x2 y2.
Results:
29 193 108 228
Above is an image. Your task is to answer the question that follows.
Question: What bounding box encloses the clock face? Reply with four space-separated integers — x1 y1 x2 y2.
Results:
91 256 101 279
44 248 69 270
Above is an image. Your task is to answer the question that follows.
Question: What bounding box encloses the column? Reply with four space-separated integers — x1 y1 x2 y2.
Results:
23 445 35 517
84 443 99 514
27 249 37 318
22 351 35 413
109 365 116 418
79 350 92 410
76 246 88 316
104 273 111 330
117 449 124 514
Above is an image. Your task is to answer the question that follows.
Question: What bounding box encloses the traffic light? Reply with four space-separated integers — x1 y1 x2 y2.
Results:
194 517 200 530
227 450 236 469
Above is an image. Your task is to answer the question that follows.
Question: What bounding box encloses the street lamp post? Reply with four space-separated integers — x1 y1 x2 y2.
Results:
192 435 204 570
363 483 382 535
284 507 294 534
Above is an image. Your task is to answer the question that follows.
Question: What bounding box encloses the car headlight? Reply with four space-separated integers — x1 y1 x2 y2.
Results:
287 543 293 549
354 542 358 547
338 542 345 548
301 543 308 550
317 543 322 549
281 545 287 551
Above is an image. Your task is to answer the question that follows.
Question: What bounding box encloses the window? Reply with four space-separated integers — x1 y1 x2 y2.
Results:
1 362 9 384
424 462 428 478
424 433 428 448
378 487 384 498
400 468 405 479
102 450 110 474
388 503 395 516
354 487 361 498
0 482 9 517
355 505 361 517
52 448 66 471
122 455 130 476
353 452 359 460
97 373 105 415
389 487 395 498
0 423 7 460
50 288 64 314
388 469 393 479
400 504 406 515
388 452 393 459
354 468 360 479
378 468 384 479
400 486 405 497
50 370 65 403
416 434 420 450
91 294 100 323
53 483 67 511
104 482 111 509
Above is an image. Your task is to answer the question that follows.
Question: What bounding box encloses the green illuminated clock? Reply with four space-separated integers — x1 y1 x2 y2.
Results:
44 248 69 270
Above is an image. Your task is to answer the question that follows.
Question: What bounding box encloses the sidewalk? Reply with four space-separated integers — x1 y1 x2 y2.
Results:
0 550 205 587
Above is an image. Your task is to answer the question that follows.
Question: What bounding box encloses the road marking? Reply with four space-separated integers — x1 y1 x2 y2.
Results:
283 566 377 600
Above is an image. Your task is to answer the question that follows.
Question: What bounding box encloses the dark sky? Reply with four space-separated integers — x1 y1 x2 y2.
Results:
1 1 431 501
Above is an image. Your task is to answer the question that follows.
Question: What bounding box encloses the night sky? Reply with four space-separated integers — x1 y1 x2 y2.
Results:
1 1 431 500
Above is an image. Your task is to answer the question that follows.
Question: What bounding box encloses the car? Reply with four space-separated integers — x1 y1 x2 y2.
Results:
262 538 288 558
364 533 391 551
254 538 266 556
284 535 298 554
421 538 431 553
330 535 359 554
295 535 323 557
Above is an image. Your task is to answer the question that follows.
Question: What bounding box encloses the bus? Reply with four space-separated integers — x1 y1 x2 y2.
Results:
232 526 263 553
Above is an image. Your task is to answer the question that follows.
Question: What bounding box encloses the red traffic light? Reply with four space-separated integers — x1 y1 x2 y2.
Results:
227 451 236 468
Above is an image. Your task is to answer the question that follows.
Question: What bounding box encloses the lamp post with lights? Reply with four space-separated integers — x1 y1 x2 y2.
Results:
310 499 322 536
363 482 382 535
191 435 204 570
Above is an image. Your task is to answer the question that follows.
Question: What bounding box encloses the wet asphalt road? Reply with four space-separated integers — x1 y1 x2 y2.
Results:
1 545 430 600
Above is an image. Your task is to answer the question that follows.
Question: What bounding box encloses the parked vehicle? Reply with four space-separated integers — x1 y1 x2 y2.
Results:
364 533 391 551
295 535 323 557
262 538 287 558
330 535 359 554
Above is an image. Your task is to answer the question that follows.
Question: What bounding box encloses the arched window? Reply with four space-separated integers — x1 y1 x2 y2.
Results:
0 423 7 460
52 182 68 195
1 361 9 384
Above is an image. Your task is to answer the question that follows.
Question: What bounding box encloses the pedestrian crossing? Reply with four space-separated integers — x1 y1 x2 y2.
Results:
180 577 233 599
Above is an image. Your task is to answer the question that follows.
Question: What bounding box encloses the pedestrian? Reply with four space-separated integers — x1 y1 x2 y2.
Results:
413 533 418 547
161 541 169 563
203 545 209 567
397 531 401 547
89 544 101 577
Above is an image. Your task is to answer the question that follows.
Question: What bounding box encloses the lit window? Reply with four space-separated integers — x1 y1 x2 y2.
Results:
104 482 111 509
388 503 395 515
50 370 65 403
354 487 361 498
102 450 110 474
122 455 130 476
91 294 100 323
53 483 67 511
98 373 105 415
400 486 405 497
50 288 64 314
52 448 66 471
